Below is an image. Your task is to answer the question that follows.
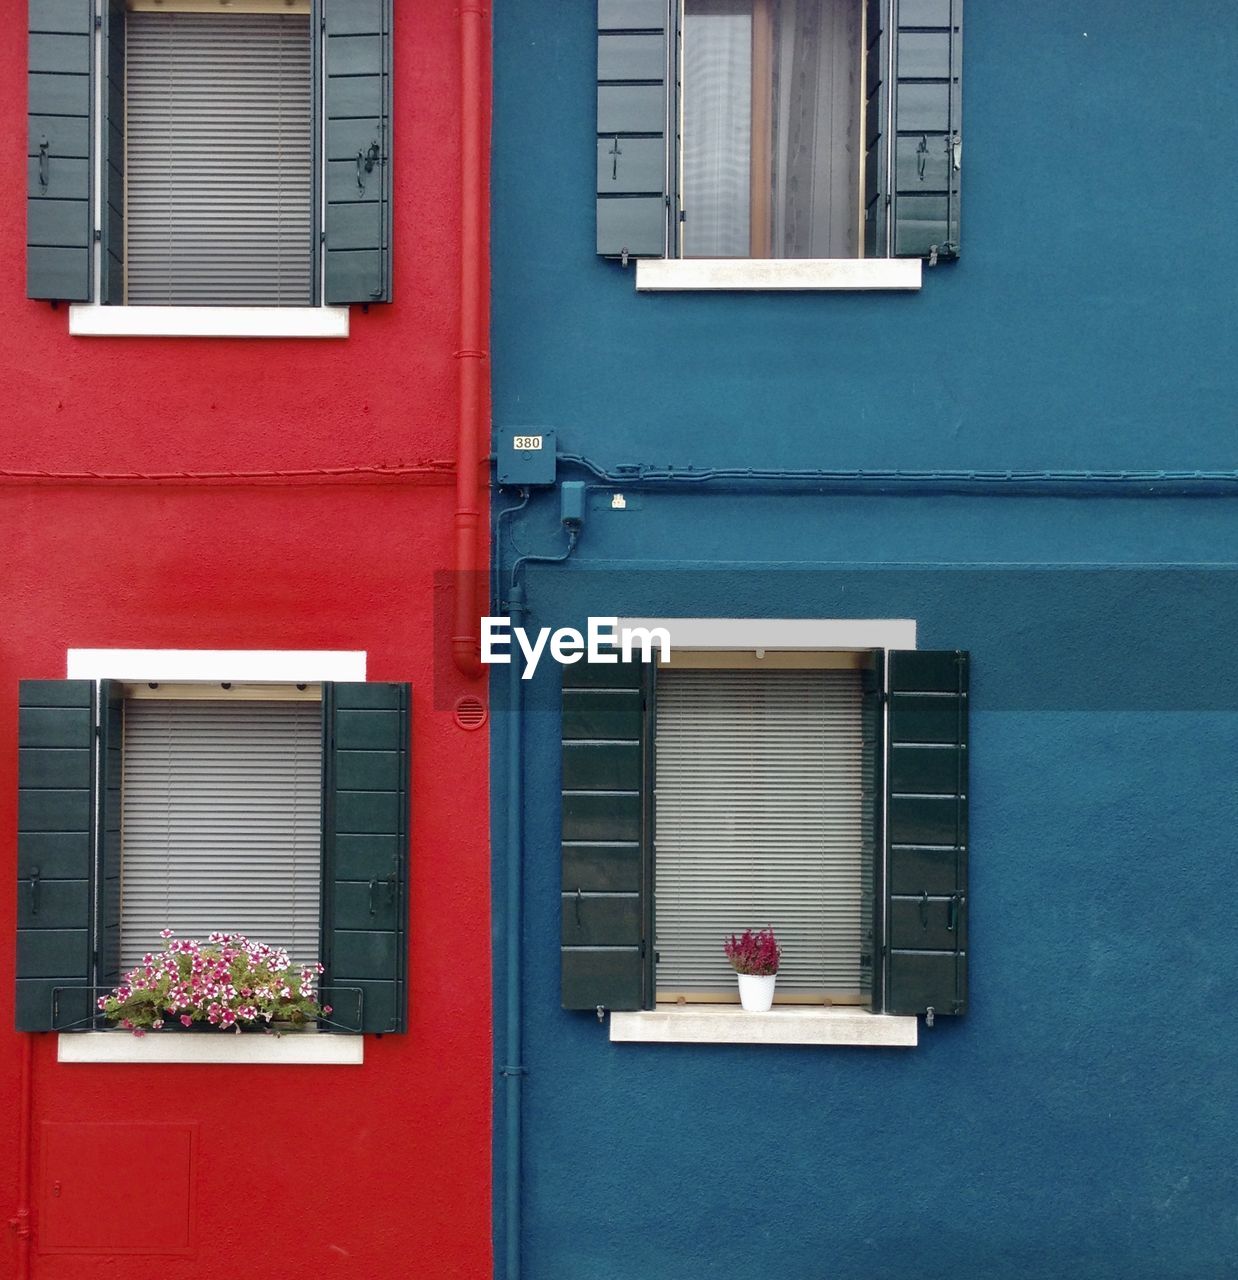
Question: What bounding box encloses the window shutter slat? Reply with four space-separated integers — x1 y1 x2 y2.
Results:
885 650 969 1017
597 0 669 259
890 0 961 259
27 0 94 301
321 0 392 304
17 680 96 1031
321 683 410 1033
561 661 650 1010
119 699 324 971
125 11 314 305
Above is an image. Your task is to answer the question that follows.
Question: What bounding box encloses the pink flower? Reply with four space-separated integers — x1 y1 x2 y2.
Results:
180 1015 193 1027
159 928 173 939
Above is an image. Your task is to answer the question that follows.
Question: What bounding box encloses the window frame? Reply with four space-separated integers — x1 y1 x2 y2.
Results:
629 618 914 1011
31 0 394 333
598 0 960 291
47 650 385 1061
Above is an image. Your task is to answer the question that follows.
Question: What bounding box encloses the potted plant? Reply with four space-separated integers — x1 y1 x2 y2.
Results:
97 930 331 1034
723 927 781 1012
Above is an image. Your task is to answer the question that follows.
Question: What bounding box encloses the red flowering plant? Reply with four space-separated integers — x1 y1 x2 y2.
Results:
98 930 331 1035
723 927 781 976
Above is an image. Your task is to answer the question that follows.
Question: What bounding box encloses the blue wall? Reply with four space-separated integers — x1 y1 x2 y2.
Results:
491 3 1238 1277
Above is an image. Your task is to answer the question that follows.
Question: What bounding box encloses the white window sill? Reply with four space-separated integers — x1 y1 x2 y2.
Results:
67 305 350 339
634 258 921 292
57 1030 364 1066
609 1004 918 1048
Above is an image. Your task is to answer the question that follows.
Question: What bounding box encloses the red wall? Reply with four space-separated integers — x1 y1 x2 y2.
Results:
0 4 492 1277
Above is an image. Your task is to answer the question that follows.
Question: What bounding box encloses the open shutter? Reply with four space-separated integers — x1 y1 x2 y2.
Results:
862 0 889 257
100 0 124 304
96 680 123 991
28 0 94 301
890 0 962 259
561 660 650 1010
321 683 409 1033
597 0 669 260
16 681 96 1031
860 653 885 1007
885 650 968 1018
320 0 392 304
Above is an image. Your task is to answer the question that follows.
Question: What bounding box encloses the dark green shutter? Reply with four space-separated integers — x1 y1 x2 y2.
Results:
561 660 651 1010
319 0 392 304
321 682 409 1033
96 680 123 990
100 0 124 304
885 650 968 1018
860 653 885 1009
16 680 96 1031
27 0 94 301
890 0 962 259
597 0 668 260
863 0 890 257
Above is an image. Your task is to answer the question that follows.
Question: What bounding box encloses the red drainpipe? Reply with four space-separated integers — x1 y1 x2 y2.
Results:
8 1033 33 1279
453 0 489 679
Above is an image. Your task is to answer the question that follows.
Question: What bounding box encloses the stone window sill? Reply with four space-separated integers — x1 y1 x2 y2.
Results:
634 258 922 293
57 1029 364 1065
68 305 350 339
609 1003 918 1048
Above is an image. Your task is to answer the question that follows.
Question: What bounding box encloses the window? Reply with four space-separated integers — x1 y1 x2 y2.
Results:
596 0 962 267
15 676 411 1034
560 633 969 1024
118 688 323 969
654 657 871 1003
26 0 392 312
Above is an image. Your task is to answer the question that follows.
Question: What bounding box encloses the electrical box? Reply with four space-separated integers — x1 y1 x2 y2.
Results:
560 481 586 526
497 428 557 487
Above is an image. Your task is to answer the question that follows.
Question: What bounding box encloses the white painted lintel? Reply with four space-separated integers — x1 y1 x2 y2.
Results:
635 258 922 292
67 649 366 682
610 1005 918 1048
58 1031 364 1065
68 305 350 339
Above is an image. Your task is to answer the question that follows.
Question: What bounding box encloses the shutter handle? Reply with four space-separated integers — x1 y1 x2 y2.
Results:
919 891 929 928
916 135 928 181
37 136 50 189
367 878 378 916
949 131 962 171
28 866 41 916
947 893 960 932
356 141 380 192
574 888 583 928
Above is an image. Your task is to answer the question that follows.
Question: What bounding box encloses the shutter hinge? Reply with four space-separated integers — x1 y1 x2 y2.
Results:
925 1006 936 1028
928 245 939 267
595 1005 606 1023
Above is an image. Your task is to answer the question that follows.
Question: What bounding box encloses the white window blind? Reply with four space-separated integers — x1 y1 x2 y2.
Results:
654 667 865 997
120 699 323 970
125 11 313 305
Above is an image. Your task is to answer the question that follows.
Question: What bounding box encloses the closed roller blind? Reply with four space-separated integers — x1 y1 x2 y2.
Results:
125 11 312 305
120 699 322 971
655 668 865 995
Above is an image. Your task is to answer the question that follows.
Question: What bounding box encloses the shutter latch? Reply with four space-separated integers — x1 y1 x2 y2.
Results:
356 141 381 192
37 137 49 189
27 866 41 917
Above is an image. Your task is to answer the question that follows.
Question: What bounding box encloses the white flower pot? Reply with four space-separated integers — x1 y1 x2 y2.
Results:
736 973 776 1012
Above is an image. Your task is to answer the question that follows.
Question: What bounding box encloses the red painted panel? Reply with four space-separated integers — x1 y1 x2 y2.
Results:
39 1122 196 1254
0 0 494 1275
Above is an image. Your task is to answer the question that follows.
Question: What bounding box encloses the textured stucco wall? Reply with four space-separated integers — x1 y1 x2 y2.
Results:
0 3 492 1276
490 1 1238 1277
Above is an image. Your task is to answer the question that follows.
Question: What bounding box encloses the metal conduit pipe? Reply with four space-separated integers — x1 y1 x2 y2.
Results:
452 2 489 679
556 455 1238 497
